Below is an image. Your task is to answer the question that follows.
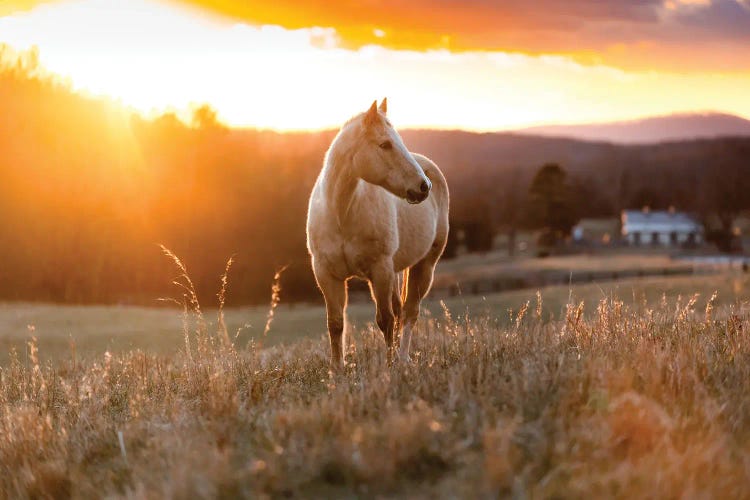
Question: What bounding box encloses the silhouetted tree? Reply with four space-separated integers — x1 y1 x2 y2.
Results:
190 104 224 130
701 143 750 251
524 163 576 246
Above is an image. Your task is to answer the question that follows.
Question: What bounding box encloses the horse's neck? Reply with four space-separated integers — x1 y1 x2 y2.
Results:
323 140 360 228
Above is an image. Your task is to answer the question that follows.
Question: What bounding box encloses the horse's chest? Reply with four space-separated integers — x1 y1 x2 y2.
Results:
322 231 390 280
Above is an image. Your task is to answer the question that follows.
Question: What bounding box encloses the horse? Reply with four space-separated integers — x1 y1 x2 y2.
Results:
306 98 450 370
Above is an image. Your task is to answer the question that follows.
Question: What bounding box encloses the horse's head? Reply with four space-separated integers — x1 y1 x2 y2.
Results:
352 99 431 204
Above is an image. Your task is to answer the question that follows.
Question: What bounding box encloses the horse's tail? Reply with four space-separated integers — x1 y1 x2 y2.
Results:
400 267 409 305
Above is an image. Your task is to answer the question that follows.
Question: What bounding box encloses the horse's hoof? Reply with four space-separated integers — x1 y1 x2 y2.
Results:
329 359 345 376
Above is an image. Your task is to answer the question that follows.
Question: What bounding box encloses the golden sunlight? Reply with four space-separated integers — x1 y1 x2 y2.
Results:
1 0 749 131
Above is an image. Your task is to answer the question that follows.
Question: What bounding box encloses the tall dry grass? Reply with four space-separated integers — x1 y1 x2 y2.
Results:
1 286 749 497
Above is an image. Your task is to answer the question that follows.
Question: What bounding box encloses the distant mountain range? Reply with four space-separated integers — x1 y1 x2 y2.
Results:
516 112 750 144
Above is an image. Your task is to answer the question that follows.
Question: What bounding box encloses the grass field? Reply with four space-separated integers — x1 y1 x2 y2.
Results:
1 271 748 365
1 273 749 497
433 251 696 289
436 250 685 277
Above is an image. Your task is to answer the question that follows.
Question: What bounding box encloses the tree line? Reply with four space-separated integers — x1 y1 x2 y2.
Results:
0 46 748 306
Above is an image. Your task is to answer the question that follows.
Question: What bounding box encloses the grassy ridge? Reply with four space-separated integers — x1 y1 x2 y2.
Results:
1 293 749 497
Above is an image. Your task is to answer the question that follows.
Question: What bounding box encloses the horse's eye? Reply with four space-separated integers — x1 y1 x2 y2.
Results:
379 140 393 150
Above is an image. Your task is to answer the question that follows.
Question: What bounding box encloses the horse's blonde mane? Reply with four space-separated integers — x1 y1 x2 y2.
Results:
341 112 365 129
340 109 389 131
322 120 360 225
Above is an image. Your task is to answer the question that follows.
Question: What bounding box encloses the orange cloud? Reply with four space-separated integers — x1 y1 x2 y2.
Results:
2 0 750 71
177 0 750 72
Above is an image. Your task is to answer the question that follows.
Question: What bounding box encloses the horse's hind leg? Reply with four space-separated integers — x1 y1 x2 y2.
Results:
399 249 440 362
313 263 347 372
391 283 403 340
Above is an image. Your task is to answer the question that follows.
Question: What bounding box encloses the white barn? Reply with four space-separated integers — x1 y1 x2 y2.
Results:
621 209 703 246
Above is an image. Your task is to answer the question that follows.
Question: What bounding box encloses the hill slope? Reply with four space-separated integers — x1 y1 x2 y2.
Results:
517 112 750 144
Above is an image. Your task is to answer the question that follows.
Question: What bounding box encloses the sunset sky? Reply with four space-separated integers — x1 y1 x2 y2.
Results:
1 0 749 131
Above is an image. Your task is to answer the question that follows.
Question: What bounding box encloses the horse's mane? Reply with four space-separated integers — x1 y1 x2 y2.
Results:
341 112 365 130
340 109 389 131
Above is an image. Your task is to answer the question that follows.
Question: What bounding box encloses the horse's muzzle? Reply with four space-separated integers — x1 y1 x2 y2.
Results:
406 179 431 204
406 189 428 204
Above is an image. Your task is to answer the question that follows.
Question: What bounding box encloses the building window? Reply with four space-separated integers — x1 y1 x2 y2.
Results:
670 232 678 245
651 232 659 245
633 232 641 245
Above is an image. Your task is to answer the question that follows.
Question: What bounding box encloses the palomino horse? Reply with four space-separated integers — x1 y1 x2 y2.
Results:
306 99 449 370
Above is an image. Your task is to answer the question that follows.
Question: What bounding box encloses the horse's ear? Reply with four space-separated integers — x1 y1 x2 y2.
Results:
364 100 378 126
379 98 387 115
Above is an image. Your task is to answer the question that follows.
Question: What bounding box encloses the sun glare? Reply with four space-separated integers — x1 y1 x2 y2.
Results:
1 0 749 131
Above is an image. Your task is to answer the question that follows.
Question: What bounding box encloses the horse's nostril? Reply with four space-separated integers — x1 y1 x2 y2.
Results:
420 180 430 193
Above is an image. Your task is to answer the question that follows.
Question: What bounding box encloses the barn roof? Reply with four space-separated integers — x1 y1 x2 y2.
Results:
621 210 703 233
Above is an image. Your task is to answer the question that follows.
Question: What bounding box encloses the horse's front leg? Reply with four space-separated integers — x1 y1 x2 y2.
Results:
313 263 348 373
369 261 400 365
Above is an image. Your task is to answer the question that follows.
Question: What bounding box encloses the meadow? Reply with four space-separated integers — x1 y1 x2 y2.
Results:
1 264 749 497
1 267 745 364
